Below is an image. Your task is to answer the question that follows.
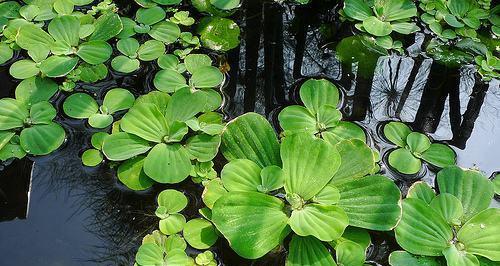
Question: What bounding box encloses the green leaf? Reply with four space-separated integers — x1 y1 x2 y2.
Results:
29 101 56 124
430 193 464 225
384 121 412 147
117 38 139 57
436 166 494 221
343 0 373 21
90 13 123 41
282 133 340 200
157 54 180 70
221 159 261 192
447 0 471 18
313 184 340 205
102 88 135 114
211 191 290 259
63 93 98 119
289 204 348 241
16 24 54 51
458 208 500 261
9 60 39 79
323 121 366 145
117 156 154 190
184 54 212 74
395 198 453 256
381 0 417 21
221 112 281 168
0 43 13 64
143 143 191 183
389 251 442 266
185 134 221 162
20 123 65 155
286 235 337 266
442 245 479 266
336 227 371 251
202 179 228 209
159 213 185 235
40 55 78 77
0 98 29 130
76 41 112 65
198 17 240 52
154 69 187 93
388 148 422 174
135 6 165 25
0 143 26 161
330 139 376 185
135 91 170 114
363 16 393 37
407 181 436 204
91 132 108 150
183 218 218 249
82 149 103 167
406 132 431 154
149 21 180 44
337 175 401 230
421 143 456 168
336 240 366 266
392 22 419 34
259 165 284 193
165 88 206 122
88 113 113 129
157 189 188 213
278 105 316 134
190 66 224 88
111 56 140 73
444 14 465 28
47 15 79 47
135 243 163 265
101 132 152 161
53 0 73 15
137 40 165 61
210 0 240 10
300 79 340 114
15 77 58 106
121 103 169 143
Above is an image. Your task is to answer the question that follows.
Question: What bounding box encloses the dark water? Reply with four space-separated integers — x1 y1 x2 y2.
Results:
1 0 499 265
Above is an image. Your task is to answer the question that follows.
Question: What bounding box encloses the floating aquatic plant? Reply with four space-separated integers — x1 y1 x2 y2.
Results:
391 166 500 266
207 112 400 263
383 121 456 175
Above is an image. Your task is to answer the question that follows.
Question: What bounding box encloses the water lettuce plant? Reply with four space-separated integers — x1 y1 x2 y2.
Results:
63 88 135 129
101 89 224 188
384 121 456 175
342 0 419 47
197 17 240 52
474 51 500 81
278 78 366 145
419 0 491 40
208 112 401 263
390 166 500 266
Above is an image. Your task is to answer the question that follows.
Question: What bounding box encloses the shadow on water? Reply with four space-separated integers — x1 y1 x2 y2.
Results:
1 0 499 265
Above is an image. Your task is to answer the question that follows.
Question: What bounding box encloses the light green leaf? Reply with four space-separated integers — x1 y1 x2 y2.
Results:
406 132 431 154
202 178 228 209
382 0 417 21
40 55 78 77
111 56 140 73
343 0 373 21
184 54 212 74
442 245 479 266
388 148 422 175
157 189 188 213
135 6 165 25
278 105 316 134
157 54 180 70
101 132 152 161
259 165 284 192
135 243 163 265
47 15 79 46
198 17 240 52
76 41 112 65
15 77 58 106
384 121 412 147
421 143 456 168
90 12 123 41
29 101 56 124
20 123 65 155
165 88 206 122
330 139 375 185
363 16 392 37
407 181 435 204
102 88 135 114
190 66 224 88
458 208 500 261
210 0 240 10
395 198 453 256
149 21 180 44
82 149 103 167
282 133 340 200
0 98 29 130
430 193 463 225
388 251 442 266
121 103 169 143
392 22 419 34
313 184 340 205
117 156 154 190
300 79 340 114
322 121 366 146
183 218 218 249
16 24 54 51
63 93 98 119
211 191 290 259
336 240 366 266
436 166 494 221
0 43 13 64
159 213 185 235
289 204 348 241
286 235 337 266
221 159 261 192
91 132 108 150
185 134 220 162
88 113 113 128
154 69 187 93
137 40 165 61
221 112 281 168
117 38 139 57
337 175 401 230
9 60 39 79
447 0 471 18
143 143 192 183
